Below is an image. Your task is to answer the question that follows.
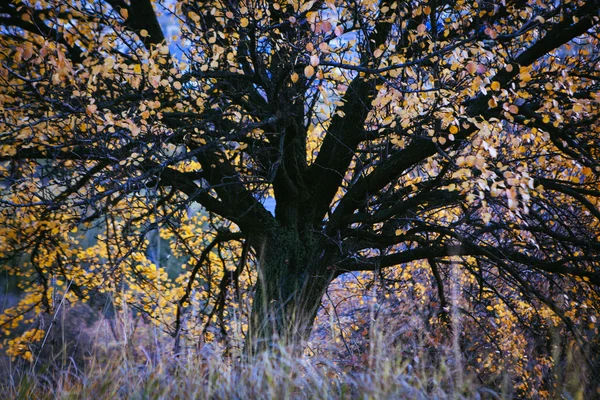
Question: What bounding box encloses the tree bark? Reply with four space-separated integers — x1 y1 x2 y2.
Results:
246 228 333 354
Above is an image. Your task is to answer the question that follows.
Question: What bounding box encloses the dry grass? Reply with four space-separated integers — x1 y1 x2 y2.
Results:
0 346 490 399
1 297 596 399
0 310 495 400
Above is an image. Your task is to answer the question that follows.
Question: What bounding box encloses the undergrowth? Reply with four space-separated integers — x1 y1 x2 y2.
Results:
0 301 594 399
0 313 496 400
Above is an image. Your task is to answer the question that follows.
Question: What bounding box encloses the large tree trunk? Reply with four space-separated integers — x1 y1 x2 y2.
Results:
246 228 334 354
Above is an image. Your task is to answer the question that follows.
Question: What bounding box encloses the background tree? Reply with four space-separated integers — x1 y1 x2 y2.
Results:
1 0 599 366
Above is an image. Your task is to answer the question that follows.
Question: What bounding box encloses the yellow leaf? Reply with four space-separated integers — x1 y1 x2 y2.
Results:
140 29 149 38
22 43 33 60
310 55 320 67
120 8 128 19
319 21 332 33
485 27 498 39
519 71 531 82
491 81 500 91
466 62 478 74
240 18 249 28
304 65 315 78
291 72 299 83
449 125 459 134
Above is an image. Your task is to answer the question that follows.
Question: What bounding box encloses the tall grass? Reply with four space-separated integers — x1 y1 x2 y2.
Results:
1 293 596 399
1 311 495 400
0 345 491 399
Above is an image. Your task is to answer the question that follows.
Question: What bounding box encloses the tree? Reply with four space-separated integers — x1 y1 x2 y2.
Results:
1 0 599 359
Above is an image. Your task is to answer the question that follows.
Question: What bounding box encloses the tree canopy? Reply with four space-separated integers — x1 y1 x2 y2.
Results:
1 0 600 390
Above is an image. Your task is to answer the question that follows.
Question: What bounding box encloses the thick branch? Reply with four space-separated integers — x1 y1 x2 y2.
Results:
304 1 396 225
106 0 165 48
